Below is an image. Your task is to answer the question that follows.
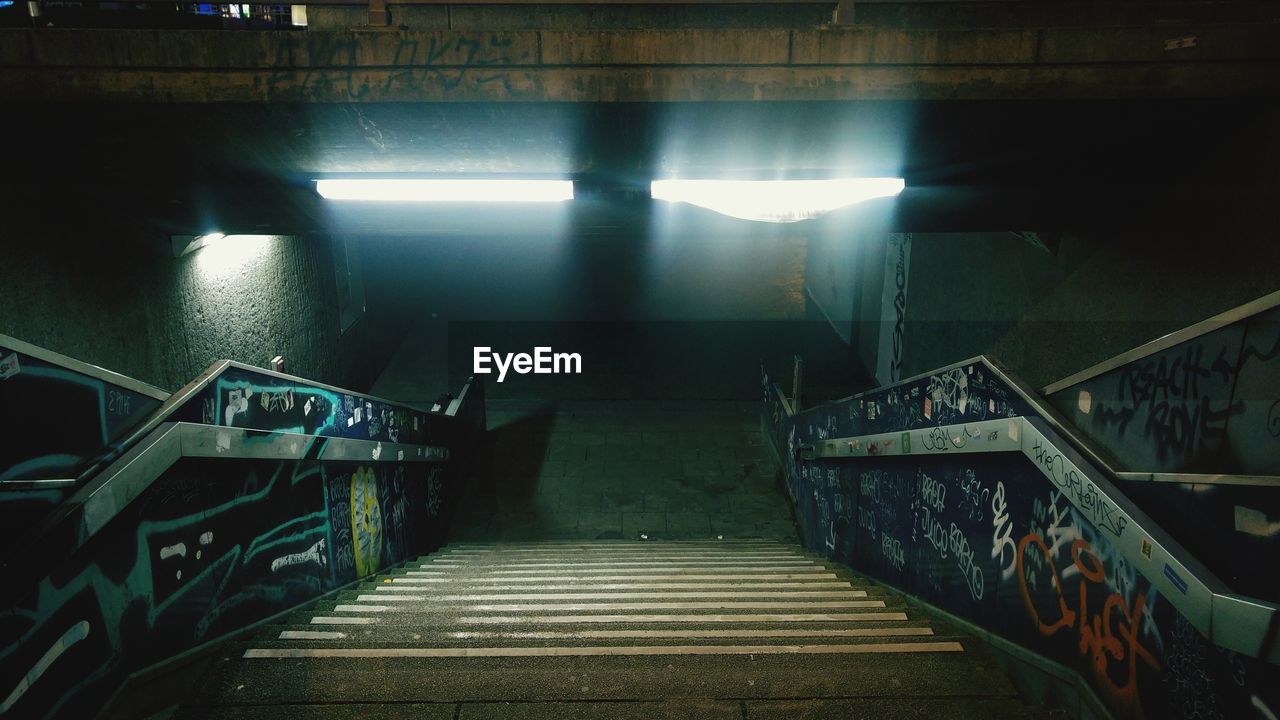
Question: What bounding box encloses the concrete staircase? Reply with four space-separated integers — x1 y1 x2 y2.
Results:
179 540 1050 719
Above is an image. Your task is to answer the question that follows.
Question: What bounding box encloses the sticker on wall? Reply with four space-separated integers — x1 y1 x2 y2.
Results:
1007 420 1019 443
350 467 383 577
1234 505 1280 538
1141 538 1153 559
923 397 932 420
0 352 18 380
1078 390 1092 414
901 432 911 453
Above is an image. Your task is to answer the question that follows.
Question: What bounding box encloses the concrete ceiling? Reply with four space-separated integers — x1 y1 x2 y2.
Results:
4 99 1276 240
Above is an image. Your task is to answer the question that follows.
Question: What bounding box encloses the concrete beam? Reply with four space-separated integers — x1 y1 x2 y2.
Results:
0 25 1277 102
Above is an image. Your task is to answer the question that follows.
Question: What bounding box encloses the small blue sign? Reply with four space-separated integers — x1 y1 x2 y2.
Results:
1163 563 1189 594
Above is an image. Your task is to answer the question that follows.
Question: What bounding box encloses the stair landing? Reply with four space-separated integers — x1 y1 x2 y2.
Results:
176 540 1050 719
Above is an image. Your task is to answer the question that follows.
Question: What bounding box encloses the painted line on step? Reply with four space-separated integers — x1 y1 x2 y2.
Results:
390 581 855 590
243 642 964 659
456 612 908 624
444 541 787 545
310 617 377 625
336 604 393 612
451 567 827 575
279 630 347 640
430 550 808 558
445 627 935 640
454 561 818 568
463 601 887 611
356 595 422 602
403 573 839 581
372 589 869 599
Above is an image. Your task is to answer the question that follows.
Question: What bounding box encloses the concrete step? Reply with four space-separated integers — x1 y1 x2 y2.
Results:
185 649 1017 706
174 540 1047 720
251 622 945 644
244 630 968 651
174 696 1057 720
317 593 904 613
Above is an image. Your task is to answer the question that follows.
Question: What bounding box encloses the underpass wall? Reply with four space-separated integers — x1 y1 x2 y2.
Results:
761 360 1280 720
0 365 479 720
0 227 397 395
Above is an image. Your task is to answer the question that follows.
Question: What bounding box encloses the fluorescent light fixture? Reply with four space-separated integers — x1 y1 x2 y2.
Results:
650 177 905 223
315 179 574 203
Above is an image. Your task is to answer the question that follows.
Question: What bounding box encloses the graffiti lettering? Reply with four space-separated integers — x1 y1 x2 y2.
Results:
991 481 1017 580
858 506 877 535
1093 342 1245 461
1017 536 1160 715
881 532 906 571
1031 438 1127 538
920 471 946 512
920 507 947 559
106 389 131 417
949 522 984 601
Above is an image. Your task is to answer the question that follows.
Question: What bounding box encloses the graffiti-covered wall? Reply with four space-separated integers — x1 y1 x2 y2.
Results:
1045 304 1280 601
764 360 1280 720
0 232 398 394
1047 304 1280 477
0 450 446 719
0 364 481 720
170 364 454 447
0 343 165 484
0 340 167 551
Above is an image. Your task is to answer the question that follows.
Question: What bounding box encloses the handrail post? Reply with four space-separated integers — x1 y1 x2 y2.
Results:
833 0 854 25
368 0 388 26
791 355 804 414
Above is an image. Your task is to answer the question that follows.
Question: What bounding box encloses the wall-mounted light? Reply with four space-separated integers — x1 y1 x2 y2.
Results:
650 177 905 223
315 179 574 203
172 233 276 278
172 232 227 258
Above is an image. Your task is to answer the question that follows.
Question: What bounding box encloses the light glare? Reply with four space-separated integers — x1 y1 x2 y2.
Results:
192 235 275 278
650 178 905 223
316 179 574 203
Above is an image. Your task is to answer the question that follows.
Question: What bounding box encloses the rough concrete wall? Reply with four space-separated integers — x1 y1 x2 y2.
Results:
988 230 1280 389
892 227 1280 392
898 232 1093 382
0 228 395 393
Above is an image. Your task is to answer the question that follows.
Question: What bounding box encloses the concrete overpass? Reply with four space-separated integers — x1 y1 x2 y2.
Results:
1 19 1278 102
2 3 1280 720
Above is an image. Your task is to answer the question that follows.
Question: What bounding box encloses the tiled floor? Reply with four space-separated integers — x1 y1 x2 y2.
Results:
448 400 798 542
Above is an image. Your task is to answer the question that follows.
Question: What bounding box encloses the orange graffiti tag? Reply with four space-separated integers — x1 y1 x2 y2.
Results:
1017 536 1161 719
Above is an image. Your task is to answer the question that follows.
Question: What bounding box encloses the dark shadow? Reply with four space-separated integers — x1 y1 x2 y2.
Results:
446 407 558 540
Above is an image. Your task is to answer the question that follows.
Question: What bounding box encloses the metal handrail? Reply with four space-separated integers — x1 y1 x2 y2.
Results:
1 419 451 606
1042 288 1280 396
775 354 1280 665
1 357 466 589
0 332 169 401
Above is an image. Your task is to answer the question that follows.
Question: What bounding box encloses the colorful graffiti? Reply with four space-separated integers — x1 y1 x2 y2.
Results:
764 360 1280 720
1017 535 1161 718
1048 304 1280 477
1045 305 1280 603
0 342 167 553
0 345 164 485
0 451 450 719
175 365 446 447
350 466 383 577
0 362 482 719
